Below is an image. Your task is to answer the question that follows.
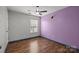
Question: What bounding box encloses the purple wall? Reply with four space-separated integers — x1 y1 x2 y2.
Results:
41 6 79 49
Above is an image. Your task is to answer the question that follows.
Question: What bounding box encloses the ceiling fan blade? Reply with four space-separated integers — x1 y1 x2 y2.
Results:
39 12 42 15
40 10 47 12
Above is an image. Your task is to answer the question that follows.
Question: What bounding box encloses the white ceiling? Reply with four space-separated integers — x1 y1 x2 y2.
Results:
7 6 68 17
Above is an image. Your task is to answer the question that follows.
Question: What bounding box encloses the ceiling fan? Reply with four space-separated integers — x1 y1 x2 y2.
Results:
36 6 47 15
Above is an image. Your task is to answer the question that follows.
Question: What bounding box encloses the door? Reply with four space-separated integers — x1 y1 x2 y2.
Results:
0 7 8 53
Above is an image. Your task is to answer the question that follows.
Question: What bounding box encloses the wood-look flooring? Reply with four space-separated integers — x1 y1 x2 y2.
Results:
6 37 75 53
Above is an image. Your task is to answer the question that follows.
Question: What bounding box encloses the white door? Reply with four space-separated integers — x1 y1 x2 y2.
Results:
0 7 8 53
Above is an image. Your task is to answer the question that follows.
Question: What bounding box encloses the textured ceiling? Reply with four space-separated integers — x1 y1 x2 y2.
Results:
7 6 68 17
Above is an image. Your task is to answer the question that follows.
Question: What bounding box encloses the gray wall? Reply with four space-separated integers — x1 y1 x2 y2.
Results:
8 10 40 42
0 7 8 52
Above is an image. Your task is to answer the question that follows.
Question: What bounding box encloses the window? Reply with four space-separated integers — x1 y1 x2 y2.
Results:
30 19 38 33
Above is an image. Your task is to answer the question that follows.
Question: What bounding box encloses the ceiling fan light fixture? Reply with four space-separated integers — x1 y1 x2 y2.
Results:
35 6 47 15
36 12 39 15
36 8 39 12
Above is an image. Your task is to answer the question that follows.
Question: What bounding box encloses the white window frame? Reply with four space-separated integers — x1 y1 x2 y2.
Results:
30 19 38 33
